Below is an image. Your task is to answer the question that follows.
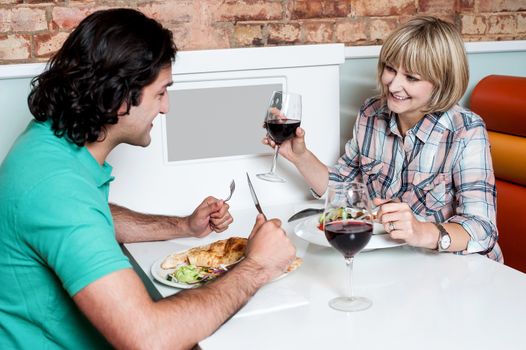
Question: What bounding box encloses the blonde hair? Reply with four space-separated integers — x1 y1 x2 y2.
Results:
377 16 469 113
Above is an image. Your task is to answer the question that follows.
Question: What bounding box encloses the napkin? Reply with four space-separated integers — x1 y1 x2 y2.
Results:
233 285 309 318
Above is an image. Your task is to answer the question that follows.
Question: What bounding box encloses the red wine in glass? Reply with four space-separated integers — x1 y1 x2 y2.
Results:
325 221 373 258
257 91 302 183
266 119 301 144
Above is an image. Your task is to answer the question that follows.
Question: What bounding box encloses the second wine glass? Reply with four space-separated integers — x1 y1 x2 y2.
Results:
257 91 302 183
323 181 373 312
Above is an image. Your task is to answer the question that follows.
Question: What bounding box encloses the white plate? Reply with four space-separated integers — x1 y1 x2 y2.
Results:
151 257 205 289
293 216 405 251
151 256 298 289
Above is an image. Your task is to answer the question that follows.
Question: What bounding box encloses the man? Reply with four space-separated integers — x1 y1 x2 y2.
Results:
0 8 295 349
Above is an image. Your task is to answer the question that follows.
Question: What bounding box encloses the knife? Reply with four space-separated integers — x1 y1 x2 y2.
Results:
288 197 401 222
287 208 324 222
246 172 267 220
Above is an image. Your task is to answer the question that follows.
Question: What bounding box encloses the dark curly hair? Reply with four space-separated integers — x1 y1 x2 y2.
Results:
28 8 177 146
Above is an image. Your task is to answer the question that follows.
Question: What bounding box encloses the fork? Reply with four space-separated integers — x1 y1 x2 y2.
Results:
224 179 235 202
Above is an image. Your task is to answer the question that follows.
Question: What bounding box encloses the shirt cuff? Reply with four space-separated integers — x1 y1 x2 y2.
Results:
446 215 497 255
309 188 327 200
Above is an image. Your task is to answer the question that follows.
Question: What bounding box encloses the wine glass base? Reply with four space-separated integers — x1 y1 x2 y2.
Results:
328 296 372 312
256 172 286 183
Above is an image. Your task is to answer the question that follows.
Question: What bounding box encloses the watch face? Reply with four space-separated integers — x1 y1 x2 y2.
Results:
440 235 451 250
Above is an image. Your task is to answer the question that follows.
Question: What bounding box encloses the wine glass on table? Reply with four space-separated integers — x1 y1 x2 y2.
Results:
323 181 373 312
257 91 302 183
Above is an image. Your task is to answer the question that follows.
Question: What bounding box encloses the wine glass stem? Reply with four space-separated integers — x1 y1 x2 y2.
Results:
345 257 354 299
270 145 280 174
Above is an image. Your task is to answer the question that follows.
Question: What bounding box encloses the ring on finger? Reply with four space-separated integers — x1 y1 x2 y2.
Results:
388 221 396 232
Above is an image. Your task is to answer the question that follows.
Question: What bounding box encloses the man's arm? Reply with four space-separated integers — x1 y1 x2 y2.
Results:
74 216 294 349
74 260 266 349
111 203 189 243
111 196 233 243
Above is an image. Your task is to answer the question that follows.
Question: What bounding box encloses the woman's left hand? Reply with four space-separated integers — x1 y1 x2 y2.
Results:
373 198 431 248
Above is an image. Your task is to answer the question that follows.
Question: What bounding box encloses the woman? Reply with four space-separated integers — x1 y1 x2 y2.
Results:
264 16 502 261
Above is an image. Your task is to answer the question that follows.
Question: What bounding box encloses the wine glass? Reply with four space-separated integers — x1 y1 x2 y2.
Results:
257 91 302 183
323 181 373 312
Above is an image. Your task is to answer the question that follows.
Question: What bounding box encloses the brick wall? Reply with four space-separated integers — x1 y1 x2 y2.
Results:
0 0 525 64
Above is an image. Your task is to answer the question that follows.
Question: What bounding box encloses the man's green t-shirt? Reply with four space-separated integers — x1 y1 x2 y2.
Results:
0 120 132 349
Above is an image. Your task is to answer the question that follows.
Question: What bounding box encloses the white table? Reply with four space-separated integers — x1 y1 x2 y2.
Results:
124 201 526 350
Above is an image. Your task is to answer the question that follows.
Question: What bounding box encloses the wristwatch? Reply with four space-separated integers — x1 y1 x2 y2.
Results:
433 222 451 252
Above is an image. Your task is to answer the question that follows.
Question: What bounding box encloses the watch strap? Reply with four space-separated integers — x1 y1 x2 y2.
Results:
432 222 450 251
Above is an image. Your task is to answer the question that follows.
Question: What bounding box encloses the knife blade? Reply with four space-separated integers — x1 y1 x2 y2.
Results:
287 208 324 222
246 172 267 220
288 197 400 223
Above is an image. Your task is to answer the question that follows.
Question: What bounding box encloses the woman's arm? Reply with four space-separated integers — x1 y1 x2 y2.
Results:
446 123 498 254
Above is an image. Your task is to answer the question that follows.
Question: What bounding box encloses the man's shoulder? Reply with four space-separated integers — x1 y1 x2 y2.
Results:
5 120 73 161
1 142 97 216
3 121 86 177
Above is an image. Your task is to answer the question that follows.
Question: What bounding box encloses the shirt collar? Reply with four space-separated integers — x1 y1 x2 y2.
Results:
415 111 454 144
374 103 402 137
387 111 402 137
374 101 453 143
78 146 115 188
389 111 451 143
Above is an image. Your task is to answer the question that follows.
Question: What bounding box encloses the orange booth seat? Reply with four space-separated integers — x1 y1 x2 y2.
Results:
470 75 526 274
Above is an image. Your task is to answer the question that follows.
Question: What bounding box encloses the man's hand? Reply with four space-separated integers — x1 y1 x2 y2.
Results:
187 196 233 237
244 214 296 282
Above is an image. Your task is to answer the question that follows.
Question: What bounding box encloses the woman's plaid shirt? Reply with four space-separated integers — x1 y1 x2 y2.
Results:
329 97 502 262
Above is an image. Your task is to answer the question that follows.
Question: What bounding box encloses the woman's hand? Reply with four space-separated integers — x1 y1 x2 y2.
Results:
262 126 308 165
373 198 435 249
262 123 329 196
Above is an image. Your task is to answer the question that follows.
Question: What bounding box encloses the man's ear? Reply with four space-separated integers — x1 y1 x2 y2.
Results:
117 101 129 116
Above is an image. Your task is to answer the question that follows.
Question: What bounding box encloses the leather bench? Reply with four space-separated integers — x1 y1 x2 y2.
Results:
470 75 526 273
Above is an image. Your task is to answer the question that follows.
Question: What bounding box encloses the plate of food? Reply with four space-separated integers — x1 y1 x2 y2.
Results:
293 216 405 251
151 237 303 289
